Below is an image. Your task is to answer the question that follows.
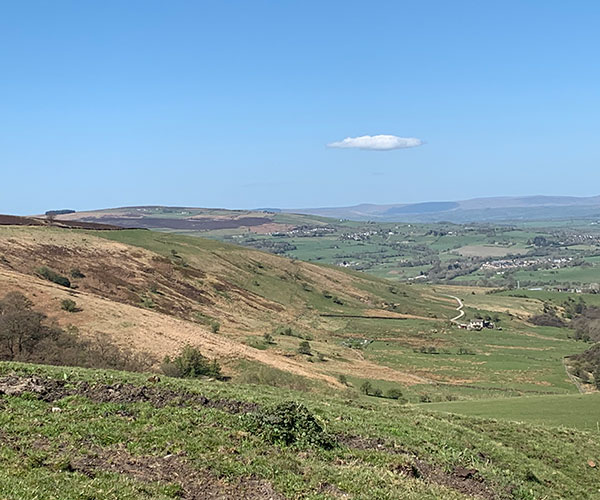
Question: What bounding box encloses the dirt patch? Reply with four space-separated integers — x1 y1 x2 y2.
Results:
317 482 349 498
396 459 498 500
71 447 285 500
339 434 498 499
0 375 258 414
338 434 403 453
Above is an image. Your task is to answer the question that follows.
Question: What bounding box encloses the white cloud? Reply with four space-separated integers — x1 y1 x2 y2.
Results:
327 134 423 151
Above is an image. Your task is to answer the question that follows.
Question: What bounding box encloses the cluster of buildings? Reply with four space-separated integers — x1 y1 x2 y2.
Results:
457 319 496 331
480 256 573 271
339 230 380 242
271 225 336 237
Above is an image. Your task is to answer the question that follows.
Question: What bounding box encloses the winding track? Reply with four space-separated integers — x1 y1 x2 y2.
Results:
444 295 465 322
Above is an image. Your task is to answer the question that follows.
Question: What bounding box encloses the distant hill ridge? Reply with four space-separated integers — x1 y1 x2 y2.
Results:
40 194 600 226
284 194 600 222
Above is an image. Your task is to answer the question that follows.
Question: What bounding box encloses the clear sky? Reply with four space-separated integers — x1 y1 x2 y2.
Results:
1 1 599 214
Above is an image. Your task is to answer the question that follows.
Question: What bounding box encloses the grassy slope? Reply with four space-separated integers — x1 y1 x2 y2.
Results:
0 226 452 388
1 226 594 400
1 362 600 500
89 228 449 318
91 231 597 400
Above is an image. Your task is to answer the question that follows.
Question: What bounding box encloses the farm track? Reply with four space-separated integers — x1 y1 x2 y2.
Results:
443 295 465 322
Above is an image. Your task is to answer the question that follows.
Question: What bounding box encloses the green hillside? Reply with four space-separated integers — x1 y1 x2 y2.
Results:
1 362 599 500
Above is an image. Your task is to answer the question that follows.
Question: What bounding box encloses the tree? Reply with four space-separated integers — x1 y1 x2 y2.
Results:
0 292 55 360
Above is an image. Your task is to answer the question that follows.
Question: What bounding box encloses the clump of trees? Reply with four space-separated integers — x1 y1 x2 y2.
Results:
568 344 600 389
529 306 566 327
0 292 151 372
359 380 406 402
570 306 600 342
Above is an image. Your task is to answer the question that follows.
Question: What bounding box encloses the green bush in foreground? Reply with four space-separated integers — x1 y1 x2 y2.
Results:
246 401 335 449
161 344 222 379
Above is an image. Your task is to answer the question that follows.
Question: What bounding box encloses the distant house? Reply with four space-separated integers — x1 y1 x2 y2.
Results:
465 319 495 331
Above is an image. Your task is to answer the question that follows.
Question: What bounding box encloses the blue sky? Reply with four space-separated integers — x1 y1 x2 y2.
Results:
1 1 599 214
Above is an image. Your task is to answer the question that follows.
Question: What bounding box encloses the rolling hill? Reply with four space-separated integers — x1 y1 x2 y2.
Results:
285 195 600 222
1 221 599 499
0 224 455 388
43 196 600 233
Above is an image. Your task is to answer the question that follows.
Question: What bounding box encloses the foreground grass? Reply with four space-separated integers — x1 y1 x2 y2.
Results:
420 393 600 432
1 362 600 499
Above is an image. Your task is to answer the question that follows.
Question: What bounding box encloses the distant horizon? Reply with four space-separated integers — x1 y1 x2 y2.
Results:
12 192 600 217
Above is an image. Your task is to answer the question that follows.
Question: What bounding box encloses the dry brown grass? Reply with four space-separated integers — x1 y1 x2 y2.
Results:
0 226 450 388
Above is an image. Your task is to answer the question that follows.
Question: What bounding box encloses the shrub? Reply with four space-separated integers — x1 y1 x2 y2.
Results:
360 381 373 395
263 333 276 344
140 296 155 309
274 325 313 340
386 388 404 400
70 268 85 279
36 267 70 288
210 322 220 334
245 336 268 350
337 374 349 386
246 401 335 449
298 340 312 356
60 299 78 312
161 345 222 379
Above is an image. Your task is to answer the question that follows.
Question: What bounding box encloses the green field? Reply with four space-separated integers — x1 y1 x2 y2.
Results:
422 393 600 432
64 207 600 288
